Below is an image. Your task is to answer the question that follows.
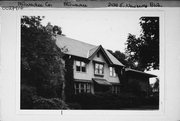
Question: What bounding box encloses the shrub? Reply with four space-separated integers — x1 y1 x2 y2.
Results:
21 84 36 109
72 92 144 109
71 92 159 109
67 102 82 109
32 96 69 109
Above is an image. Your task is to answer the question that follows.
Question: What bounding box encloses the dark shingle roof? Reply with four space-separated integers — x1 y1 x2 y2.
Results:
55 35 124 66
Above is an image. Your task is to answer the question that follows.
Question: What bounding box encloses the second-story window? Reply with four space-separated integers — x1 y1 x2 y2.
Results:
95 63 104 75
76 61 86 72
110 67 116 77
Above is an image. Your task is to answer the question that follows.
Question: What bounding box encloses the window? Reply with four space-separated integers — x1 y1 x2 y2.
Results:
95 63 104 75
109 67 116 77
76 61 86 72
74 82 91 94
112 85 120 94
97 52 100 57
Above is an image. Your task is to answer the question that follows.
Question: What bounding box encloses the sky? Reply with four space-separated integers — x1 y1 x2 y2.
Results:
41 10 144 52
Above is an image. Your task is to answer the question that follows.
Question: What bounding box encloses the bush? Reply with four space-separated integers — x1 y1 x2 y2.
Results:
21 85 36 109
72 92 145 109
67 102 82 109
32 96 69 109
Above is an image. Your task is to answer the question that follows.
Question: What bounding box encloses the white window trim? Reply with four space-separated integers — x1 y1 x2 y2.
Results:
109 67 117 77
75 60 87 73
94 63 104 75
74 82 91 94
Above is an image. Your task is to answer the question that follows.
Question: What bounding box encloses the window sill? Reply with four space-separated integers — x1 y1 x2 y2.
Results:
94 74 104 77
75 71 87 74
110 76 117 78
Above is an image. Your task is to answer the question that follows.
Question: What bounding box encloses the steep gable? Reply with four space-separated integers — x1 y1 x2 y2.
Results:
56 35 124 66
88 45 113 65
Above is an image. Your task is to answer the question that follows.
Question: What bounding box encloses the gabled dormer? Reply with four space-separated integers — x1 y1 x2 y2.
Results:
88 45 113 66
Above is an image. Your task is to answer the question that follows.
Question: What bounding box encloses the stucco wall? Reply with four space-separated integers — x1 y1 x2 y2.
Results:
74 52 120 83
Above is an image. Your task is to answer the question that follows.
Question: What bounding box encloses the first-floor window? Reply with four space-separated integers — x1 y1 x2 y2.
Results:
111 85 120 94
74 82 91 94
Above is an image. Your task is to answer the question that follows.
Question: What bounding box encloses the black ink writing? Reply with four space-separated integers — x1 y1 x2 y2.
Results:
18 2 44 7
64 2 87 7
45 2 52 7
108 2 148 8
1 6 23 10
150 2 162 7
108 2 162 8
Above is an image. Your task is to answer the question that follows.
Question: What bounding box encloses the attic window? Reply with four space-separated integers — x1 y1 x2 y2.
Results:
97 52 100 57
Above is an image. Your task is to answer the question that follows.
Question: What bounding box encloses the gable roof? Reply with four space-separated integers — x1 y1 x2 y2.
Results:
125 68 157 78
55 35 124 66
88 46 99 58
88 45 113 65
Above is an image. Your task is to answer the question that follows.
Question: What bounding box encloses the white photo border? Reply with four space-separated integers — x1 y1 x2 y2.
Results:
13 8 165 118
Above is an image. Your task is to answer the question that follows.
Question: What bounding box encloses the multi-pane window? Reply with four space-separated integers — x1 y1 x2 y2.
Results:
109 67 116 77
95 63 104 75
74 82 91 94
76 61 86 72
112 85 120 94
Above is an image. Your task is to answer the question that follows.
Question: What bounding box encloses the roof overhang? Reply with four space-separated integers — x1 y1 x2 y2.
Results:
92 78 112 86
88 45 113 65
125 68 157 78
74 79 93 83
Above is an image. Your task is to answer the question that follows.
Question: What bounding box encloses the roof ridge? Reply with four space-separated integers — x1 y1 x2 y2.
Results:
89 45 100 51
56 35 124 66
56 35 96 47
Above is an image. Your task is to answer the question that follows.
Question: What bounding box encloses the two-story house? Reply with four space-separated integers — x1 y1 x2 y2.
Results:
56 35 157 96
56 35 124 94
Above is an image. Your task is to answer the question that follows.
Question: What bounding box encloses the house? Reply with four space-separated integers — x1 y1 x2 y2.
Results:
125 68 157 96
55 35 157 95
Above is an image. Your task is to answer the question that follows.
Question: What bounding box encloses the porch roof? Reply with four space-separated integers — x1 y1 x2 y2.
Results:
92 78 112 86
74 79 93 83
125 68 157 78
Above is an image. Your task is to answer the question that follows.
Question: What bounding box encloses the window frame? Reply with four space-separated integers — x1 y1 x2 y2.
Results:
111 85 120 94
94 62 104 76
109 66 116 77
75 60 87 73
74 82 91 94
97 52 100 57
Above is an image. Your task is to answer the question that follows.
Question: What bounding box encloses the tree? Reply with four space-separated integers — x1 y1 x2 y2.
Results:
125 17 159 71
21 16 65 107
108 50 126 65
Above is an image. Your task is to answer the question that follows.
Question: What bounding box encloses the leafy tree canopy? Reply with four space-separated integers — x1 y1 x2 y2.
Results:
21 16 65 98
125 17 159 71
